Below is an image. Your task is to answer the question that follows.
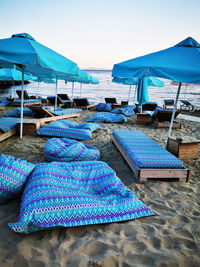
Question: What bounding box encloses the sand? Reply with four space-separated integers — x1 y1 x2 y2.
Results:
0 108 200 267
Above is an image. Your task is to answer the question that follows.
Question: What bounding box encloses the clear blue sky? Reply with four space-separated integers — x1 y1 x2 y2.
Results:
0 0 199 69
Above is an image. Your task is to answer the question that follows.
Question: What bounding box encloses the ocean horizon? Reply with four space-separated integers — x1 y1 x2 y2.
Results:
1 69 200 107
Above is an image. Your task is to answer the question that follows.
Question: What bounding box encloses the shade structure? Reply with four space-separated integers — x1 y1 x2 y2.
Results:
0 67 32 81
112 76 164 104
0 33 78 138
112 36 200 146
0 33 78 79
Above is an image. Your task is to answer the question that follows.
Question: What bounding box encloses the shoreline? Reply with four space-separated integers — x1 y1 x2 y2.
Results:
0 107 200 266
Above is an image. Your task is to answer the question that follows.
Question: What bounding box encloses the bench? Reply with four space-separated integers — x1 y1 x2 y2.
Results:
111 130 189 183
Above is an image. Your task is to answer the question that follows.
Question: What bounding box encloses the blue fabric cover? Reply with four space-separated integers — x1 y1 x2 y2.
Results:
45 107 82 116
0 99 10 106
0 154 35 203
37 119 100 140
96 103 112 112
0 117 21 132
86 112 127 123
112 130 183 168
8 161 154 233
111 106 135 116
45 138 100 162
3 108 34 117
13 99 41 103
112 37 200 85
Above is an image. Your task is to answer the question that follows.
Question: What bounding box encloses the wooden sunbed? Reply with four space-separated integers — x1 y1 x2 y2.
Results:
152 109 181 129
73 98 97 110
111 131 189 183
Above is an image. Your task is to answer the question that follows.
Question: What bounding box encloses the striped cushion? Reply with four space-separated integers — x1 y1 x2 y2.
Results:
8 161 154 233
112 130 183 168
0 154 35 203
86 112 127 123
37 120 101 140
45 107 82 116
45 138 100 162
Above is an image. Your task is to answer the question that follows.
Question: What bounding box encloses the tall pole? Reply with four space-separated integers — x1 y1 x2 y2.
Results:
20 65 25 139
133 84 137 105
37 82 40 98
128 85 131 103
55 78 58 111
71 81 74 108
165 82 182 148
80 83 82 98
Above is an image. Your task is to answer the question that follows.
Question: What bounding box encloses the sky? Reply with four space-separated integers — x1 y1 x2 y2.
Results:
0 0 200 69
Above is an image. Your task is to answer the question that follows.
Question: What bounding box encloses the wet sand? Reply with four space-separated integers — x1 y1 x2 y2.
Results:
0 108 200 267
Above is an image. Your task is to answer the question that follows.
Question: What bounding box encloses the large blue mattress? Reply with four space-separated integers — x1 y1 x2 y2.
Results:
112 130 183 169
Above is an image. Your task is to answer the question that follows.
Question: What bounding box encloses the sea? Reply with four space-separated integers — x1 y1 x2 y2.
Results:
1 70 200 107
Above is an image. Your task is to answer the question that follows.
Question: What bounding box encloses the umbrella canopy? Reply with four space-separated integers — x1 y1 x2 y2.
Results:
112 76 163 104
0 33 78 138
0 67 32 81
112 36 200 146
112 76 163 86
0 33 78 79
112 37 200 84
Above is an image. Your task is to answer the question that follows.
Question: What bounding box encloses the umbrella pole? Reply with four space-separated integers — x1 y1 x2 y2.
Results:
80 83 82 98
128 85 131 103
55 78 58 111
37 82 39 98
165 82 182 148
20 65 25 139
71 82 74 107
133 84 137 105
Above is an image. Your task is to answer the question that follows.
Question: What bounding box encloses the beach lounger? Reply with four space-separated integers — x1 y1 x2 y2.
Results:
47 96 72 108
73 98 97 110
11 99 42 107
180 100 199 112
105 97 117 104
152 109 181 129
142 102 157 111
8 160 154 233
111 130 189 183
57 93 71 101
3 107 34 118
163 99 174 109
0 117 21 142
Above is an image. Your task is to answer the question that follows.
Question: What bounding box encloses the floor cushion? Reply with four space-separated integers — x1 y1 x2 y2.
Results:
3 108 34 118
86 112 127 123
0 154 35 203
37 120 101 140
8 161 154 233
96 103 112 112
45 138 100 162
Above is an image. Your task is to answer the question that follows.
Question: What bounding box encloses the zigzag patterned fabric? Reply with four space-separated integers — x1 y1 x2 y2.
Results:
0 154 35 203
96 103 112 112
112 130 183 168
45 107 82 116
111 106 135 116
45 138 100 162
8 161 154 233
37 120 100 140
86 112 127 123
3 108 34 118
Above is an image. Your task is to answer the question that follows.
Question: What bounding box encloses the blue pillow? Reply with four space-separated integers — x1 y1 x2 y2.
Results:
96 103 112 112
45 138 100 162
8 161 154 233
0 154 35 203
3 108 34 118
86 112 127 123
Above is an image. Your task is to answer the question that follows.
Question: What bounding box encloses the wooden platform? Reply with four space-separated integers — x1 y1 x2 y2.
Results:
0 128 17 142
155 121 181 129
136 113 152 125
11 101 42 107
111 134 189 183
167 136 200 159
75 103 98 110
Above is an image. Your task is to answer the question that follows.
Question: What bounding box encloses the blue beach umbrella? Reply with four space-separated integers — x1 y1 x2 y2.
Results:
0 33 78 138
112 76 163 104
112 37 200 145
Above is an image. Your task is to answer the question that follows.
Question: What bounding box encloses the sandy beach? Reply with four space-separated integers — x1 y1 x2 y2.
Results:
0 107 200 267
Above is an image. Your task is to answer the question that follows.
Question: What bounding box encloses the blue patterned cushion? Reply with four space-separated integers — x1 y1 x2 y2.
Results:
3 108 34 118
112 130 183 168
37 120 100 140
111 106 135 116
8 161 154 233
96 103 112 111
0 154 35 203
45 107 82 116
45 138 100 162
86 112 127 123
